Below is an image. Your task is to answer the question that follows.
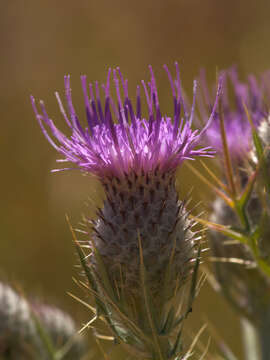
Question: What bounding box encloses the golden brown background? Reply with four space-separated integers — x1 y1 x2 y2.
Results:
1 0 270 358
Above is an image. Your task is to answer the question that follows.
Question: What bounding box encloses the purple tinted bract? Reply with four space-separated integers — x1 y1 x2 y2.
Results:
31 63 221 178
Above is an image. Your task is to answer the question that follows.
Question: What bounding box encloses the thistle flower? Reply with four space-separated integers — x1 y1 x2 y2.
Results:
32 64 221 359
31 64 220 294
0 283 85 360
31 64 218 178
198 68 267 161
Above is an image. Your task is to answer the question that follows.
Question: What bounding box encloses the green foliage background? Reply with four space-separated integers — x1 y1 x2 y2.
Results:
1 1 270 357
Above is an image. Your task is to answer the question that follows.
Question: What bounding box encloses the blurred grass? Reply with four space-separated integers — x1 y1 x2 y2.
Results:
1 0 270 357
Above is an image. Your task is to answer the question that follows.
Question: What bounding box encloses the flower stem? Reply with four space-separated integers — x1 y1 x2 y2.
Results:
241 318 260 360
242 317 270 360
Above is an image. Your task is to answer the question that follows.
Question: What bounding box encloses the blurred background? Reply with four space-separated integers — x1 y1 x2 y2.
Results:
1 0 270 358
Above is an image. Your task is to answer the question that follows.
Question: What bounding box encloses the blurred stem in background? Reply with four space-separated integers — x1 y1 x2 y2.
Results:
241 318 260 360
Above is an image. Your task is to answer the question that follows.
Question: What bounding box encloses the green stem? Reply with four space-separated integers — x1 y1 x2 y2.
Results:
241 318 260 360
234 202 270 278
242 317 270 360
247 234 270 278
235 201 250 233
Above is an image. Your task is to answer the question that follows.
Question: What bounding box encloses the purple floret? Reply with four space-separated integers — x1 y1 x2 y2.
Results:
31 63 221 179
198 67 267 160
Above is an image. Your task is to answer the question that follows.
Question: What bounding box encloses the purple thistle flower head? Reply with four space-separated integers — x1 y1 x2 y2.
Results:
198 67 267 160
31 63 221 180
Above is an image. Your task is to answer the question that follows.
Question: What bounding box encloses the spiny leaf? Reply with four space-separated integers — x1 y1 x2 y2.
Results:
67 216 142 345
68 289 97 315
191 216 249 244
199 160 230 195
238 167 259 208
86 237 118 305
186 162 234 208
182 324 207 360
160 306 176 335
169 327 182 358
66 215 107 317
83 267 151 347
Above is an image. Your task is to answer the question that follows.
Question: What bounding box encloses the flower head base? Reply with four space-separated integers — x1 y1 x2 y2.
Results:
198 68 267 160
91 168 197 297
31 63 220 179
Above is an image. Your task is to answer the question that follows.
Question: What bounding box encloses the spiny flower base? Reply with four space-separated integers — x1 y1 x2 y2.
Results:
91 169 196 298
76 170 201 359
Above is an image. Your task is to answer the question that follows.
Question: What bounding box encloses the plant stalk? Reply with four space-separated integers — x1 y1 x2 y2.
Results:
242 316 270 360
241 318 260 360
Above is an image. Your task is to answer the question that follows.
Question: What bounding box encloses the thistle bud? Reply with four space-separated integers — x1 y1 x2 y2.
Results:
0 283 40 359
0 283 85 359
